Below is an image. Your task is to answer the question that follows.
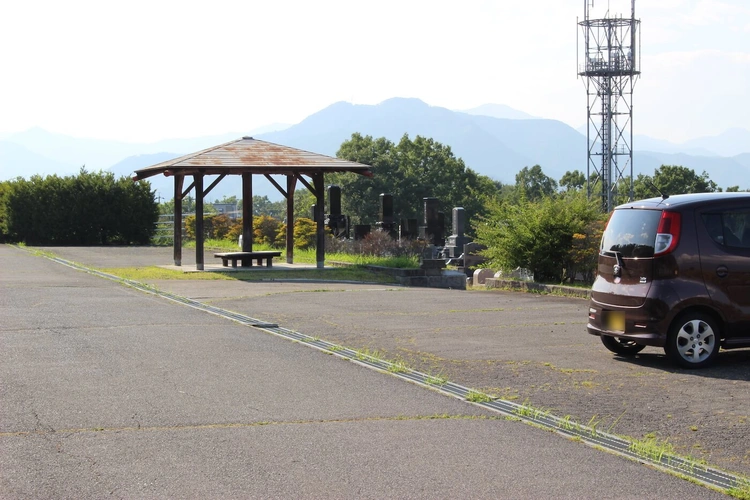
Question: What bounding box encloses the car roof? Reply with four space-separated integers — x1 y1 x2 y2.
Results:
616 192 750 210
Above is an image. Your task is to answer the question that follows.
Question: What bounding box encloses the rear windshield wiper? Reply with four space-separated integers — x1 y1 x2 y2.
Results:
603 250 625 268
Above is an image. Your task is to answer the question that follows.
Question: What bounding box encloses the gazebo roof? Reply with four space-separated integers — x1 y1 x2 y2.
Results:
132 136 373 180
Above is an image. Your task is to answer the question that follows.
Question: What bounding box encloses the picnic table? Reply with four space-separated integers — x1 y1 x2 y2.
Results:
214 251 282 268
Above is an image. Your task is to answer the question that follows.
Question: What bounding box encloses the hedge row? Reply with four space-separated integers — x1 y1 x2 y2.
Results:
0 169 158 245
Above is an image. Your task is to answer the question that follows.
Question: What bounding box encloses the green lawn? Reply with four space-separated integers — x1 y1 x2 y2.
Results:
98 265 402 284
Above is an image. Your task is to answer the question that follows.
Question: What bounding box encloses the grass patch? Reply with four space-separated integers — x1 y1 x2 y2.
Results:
355 347 385 363
465 390 493 403
387 359 411 374
424 372 448 386
99 266 231 281
98 266 401 284
513 399 551 420
186 240 419 269
297 249 419 268
729 478 750 500
629 434 675 462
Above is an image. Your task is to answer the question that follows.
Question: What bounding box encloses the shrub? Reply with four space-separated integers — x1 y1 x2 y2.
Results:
1 169 158 245
292 217 316 249
475 192 604 283
225 218 243 243
565 219 605 283
253 215 283 246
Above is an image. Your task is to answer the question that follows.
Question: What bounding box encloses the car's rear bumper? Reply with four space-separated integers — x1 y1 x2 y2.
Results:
586 321 666 347
587 298 671 347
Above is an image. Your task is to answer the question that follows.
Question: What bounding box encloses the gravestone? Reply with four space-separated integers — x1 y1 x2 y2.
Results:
444 207 471 258
375 193 397 238
354 224 371 240
326 185 348 238
472 268 495 285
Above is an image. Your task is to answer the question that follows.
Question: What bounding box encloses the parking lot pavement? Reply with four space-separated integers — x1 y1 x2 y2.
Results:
0 245 735 497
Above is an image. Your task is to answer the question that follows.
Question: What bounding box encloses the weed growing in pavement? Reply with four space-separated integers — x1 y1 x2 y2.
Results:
558 415 576 431
355 347 385 363
728 477 750 500
587 415 602 437
465 390 493 403
607 411 626 433
27 247 57 259
513 399 551 421
629 434 675 462
328 345 345 353
514 400 536 418
387 359 411 374
424 372 448 386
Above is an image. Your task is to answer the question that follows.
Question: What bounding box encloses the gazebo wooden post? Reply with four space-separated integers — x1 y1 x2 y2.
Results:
241 174 253 253
173 174 184 266
313 172 325 269
195 174 204 271
286 175 297 264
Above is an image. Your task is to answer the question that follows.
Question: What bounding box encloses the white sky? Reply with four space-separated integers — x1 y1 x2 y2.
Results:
1 0 749 144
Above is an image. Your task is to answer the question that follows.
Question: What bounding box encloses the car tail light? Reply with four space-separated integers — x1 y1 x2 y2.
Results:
654 211 681 256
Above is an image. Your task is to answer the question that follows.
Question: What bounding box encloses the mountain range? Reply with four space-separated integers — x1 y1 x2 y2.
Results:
2 98 749 201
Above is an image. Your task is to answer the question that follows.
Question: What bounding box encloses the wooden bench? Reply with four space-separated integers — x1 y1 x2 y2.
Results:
214 251 282 268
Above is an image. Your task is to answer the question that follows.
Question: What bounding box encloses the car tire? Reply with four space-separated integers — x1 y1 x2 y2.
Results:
600 335 646 356
665 313 720 369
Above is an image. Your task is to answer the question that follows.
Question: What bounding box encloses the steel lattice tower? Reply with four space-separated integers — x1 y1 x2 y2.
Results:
578 0 640 212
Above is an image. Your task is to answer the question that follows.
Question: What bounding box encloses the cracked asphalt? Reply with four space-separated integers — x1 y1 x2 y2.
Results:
0 245 734 498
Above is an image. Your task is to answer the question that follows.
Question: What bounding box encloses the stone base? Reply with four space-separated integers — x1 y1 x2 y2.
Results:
484 278 590 298
398 270 467 290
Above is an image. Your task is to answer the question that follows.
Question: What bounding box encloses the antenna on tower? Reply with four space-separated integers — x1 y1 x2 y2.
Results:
578 0 641 212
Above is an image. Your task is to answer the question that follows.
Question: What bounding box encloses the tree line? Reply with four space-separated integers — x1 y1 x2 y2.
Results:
3 132 743 285
0 169 158 245
159 133 743 283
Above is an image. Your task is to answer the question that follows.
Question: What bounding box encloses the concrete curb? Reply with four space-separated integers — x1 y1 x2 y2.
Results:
484 278 591 299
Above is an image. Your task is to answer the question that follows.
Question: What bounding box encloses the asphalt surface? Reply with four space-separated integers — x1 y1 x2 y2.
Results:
0 245 730 498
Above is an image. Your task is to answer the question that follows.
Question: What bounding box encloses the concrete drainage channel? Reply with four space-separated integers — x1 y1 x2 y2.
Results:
44 253 750 496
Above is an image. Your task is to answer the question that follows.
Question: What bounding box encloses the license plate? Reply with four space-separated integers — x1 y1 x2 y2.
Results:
604 311 626 332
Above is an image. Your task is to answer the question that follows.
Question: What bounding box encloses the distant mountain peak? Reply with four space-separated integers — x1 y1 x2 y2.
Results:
460 103 537 120
378 97 428 106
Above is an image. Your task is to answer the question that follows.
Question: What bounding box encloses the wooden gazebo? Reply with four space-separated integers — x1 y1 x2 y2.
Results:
133 137 373 270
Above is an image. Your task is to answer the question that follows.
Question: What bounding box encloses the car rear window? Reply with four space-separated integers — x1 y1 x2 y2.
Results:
601 208 662 258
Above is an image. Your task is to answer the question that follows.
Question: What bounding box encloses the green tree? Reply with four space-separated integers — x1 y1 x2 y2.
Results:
330 133 499 233
633 165 718 199
474 191 603 283
252 195 285 219
214 195 238 205
293 188 316 221
559 170 586 192
0 180 11 242
515 165 558 201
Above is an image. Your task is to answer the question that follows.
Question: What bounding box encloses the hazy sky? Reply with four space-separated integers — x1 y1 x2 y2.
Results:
2 0 749 144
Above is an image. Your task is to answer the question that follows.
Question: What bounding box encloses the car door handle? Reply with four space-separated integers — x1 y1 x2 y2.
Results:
716 265 729 278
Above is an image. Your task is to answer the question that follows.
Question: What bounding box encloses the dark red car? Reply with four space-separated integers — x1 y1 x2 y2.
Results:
587 192 750 368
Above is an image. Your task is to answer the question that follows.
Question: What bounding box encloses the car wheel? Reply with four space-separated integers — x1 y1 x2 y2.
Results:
665 313 720 369
600 335 646 356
